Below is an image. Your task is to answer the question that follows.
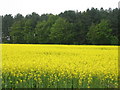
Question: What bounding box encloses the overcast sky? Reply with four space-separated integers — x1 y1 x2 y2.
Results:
0 0 119 16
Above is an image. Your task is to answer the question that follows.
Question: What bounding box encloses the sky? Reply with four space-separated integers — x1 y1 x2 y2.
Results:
0 0 120 16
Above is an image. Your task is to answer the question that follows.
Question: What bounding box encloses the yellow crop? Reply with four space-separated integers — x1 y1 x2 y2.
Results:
1 44 119 88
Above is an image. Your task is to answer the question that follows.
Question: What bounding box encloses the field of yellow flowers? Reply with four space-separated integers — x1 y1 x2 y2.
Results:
1 44 118 88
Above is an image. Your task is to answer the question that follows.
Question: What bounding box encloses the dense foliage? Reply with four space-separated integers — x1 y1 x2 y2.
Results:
2 8 119 45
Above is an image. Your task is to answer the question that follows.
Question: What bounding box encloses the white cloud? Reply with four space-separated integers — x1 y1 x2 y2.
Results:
0 0 119 16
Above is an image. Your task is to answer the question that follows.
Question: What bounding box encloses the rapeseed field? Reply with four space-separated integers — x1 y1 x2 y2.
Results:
1 44 118 88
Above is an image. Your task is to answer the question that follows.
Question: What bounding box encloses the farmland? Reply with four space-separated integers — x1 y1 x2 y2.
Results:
1 44 118 88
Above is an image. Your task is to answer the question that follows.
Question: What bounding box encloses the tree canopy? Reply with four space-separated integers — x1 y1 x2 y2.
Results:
2 8 119 45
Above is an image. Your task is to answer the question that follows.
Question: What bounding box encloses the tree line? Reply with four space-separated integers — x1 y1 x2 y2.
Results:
2 8 120 45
